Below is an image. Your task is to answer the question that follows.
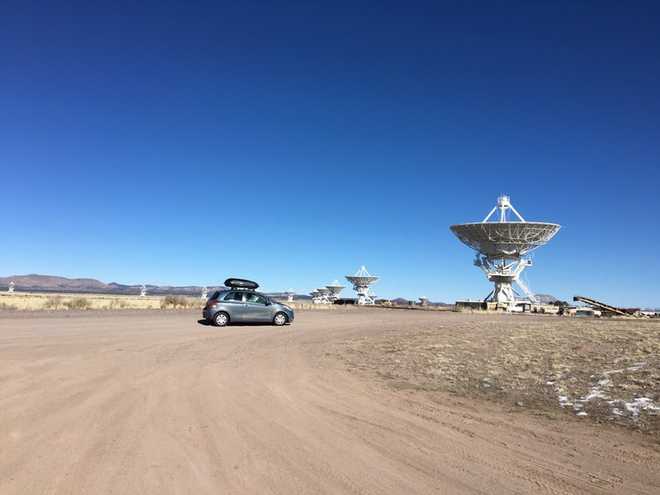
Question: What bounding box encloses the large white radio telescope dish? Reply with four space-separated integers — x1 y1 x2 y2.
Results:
450 195 560 306
345 266 379 305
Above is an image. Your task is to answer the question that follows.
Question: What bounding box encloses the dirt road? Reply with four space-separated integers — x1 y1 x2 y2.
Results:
1 309 658 494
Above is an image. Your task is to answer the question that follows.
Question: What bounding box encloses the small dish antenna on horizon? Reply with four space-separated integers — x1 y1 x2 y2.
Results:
8 281 15 293
140 284 147 297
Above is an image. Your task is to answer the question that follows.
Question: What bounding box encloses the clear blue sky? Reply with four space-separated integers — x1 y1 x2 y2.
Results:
2 1 659 306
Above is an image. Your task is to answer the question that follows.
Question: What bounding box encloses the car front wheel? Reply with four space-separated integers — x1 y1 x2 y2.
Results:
214 312 229 327
273 312 288 326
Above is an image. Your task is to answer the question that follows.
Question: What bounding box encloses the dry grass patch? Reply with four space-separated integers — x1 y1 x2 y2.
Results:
0 292 202 311
336 313 660 436
160 295 200 309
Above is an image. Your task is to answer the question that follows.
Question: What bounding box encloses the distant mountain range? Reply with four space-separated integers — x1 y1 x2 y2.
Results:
388 297 453 307
0 274 314 299
0 274 211 296
535 294 559 304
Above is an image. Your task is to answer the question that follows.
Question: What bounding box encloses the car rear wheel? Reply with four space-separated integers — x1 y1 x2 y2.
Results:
273 312 288 326
214 311 229 327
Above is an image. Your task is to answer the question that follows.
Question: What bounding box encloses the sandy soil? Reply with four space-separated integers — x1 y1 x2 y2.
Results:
1 309 658 494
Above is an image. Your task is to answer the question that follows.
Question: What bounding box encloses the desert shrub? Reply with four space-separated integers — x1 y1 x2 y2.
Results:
183 297 202 309
0 302 17 310
64 297 92 310
161 295 186 309
160 295 201 309
44 296 63 309
107 299 129 310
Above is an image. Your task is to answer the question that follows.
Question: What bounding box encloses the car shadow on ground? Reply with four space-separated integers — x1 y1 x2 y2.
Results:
197 319 281 327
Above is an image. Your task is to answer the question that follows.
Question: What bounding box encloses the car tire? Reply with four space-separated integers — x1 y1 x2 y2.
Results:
273 312 288 326
214 311 230 327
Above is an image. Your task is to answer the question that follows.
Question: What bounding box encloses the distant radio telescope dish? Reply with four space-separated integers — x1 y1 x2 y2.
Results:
345 266 379 305
8 281 15 293
310 288 329 304
315 287 332 304
325 280 345 302
450 195 560 306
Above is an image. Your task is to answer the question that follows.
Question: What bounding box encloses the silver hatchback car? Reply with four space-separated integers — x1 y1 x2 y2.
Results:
203 286 295 327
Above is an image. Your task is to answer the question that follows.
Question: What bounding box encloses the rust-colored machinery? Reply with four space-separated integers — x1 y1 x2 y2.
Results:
573 295 641 317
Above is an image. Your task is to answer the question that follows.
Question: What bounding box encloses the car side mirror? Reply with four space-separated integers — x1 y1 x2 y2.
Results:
265 300 271 306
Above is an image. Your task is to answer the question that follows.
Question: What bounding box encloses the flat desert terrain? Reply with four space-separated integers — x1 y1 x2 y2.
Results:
1 309 659 494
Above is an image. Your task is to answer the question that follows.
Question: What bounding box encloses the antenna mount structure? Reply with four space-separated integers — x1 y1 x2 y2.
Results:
310 287 331 304
325 280 345 303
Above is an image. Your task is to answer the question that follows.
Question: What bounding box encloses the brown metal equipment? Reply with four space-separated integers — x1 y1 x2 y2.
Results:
573 295 638 317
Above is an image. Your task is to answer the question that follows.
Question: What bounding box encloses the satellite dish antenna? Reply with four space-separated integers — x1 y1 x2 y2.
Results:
419 296 429 306
286 289 295 302
315 287 332 304
345 266 379 305
450 195 560 307
140 284 147 297
325 280 345 302
201 286 208 300
8 281 15 293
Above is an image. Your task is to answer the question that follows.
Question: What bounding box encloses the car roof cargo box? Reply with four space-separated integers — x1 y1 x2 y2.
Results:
224 278 259 291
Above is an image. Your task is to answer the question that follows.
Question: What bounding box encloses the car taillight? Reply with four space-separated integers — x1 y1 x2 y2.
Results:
205 299 217 309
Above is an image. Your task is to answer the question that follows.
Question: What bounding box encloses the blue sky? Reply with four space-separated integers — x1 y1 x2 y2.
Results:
2 2 659 306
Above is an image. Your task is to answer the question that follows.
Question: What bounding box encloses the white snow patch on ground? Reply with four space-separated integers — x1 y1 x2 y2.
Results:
616 398 660 418
548 362 658 419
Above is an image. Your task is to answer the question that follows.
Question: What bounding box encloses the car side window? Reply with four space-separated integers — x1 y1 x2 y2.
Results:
224 291 244 302
246 293 266 305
